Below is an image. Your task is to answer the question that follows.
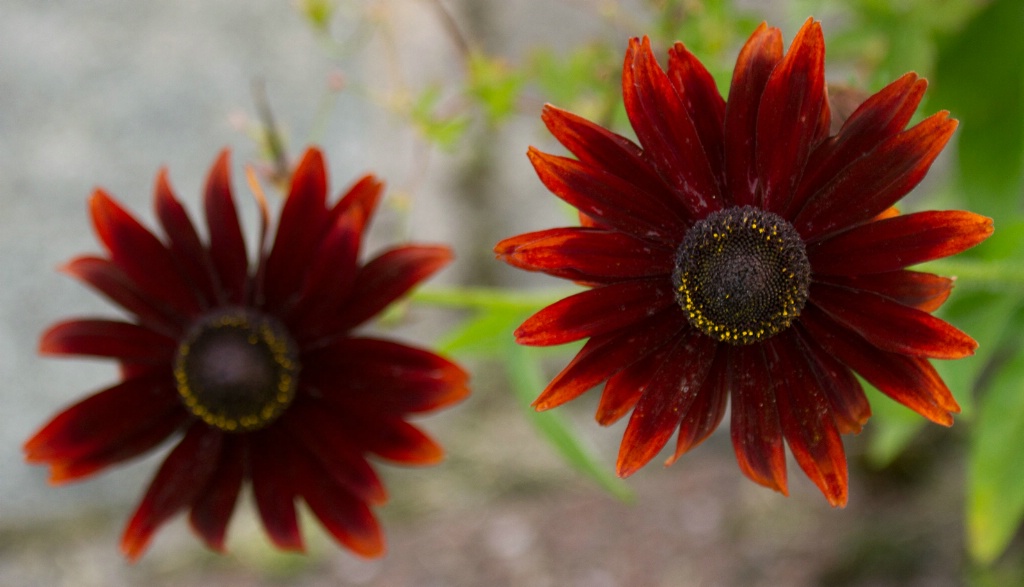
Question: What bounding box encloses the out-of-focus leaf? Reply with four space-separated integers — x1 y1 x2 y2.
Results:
437 308 528 358
467 52 524 125
506 344 633 501
931 0 1024 217
968 310 1024 563
409 86 470 151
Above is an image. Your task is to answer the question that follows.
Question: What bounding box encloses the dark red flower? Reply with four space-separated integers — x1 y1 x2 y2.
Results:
25 147 468 559
496 19 992 506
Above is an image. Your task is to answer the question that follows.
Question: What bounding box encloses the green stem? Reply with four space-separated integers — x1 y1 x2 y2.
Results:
920 259 1024 290
410 286 577 311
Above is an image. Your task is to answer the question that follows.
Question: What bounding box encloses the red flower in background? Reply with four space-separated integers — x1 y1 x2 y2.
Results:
25 148 468 559
496 19 992 506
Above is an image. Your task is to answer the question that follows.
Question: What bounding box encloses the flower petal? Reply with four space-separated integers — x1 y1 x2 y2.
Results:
304 337 469 414
795 112 959 240
24 374 180 467
801 304 959 425
616 330 717 477
60 256 183 336
811 283 976 359
40 319 176 363
766 334 848 507
818 270 954 312
729 345 788 494
154 168 219 307
282 401 388 505
495 227 674 283
295 450 384 558
792 73 927 216
756 18 826 213
286 210 363 334
250 428 304 551
188 436 244 553
515 278 675 346
335 245 453 332
668 349 729 463
808 210 993 275
90 190 202 316
667 41 727 186
596 339 672 425
724 22 784 206
120 424 223 561
622 37 722 217
793 327 871 435
264 148 331 310
541 105 671 199
203 150 249 304
533 309 686 411
527 148 688 243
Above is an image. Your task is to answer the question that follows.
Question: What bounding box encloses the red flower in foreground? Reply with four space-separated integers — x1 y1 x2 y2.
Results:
496 19 993 506
25 148 468 559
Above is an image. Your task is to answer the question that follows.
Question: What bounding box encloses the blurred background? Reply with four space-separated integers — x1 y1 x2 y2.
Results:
2 0 1022 585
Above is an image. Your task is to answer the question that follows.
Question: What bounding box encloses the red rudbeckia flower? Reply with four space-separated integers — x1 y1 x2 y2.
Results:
25 147 468 559
495 19 992 506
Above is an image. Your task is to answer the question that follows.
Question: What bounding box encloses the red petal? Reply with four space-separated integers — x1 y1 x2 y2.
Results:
120 424 223 561
154 168 219 307
60 256 183 336
622 37 722 217
264 148 330 310
40 319 176 363
800 304 959 425
668 349 729 463
515 278 675 346
281 402 388 504
336 245 453 331
250 428 304 551
24 374 180 466
667 41 727 187
811 283 976 359
793 327 871 434
533 309 686 411
295 450 384 558
792 73 927 217
495 227 674 283
818 270 954 312
327 174 384 232
528 148 688 244
809 210 993 275
724 22 784 206
795 112 959 240
756 18 826 213
338 410 444 465
90 190 201 316
203 150 249 304
541 105 671 199
303 337 469 414
616 330 717 477
729 345 788 494
766 334 848 507
188 436 244 553
286 210 363 334
596 339 672 425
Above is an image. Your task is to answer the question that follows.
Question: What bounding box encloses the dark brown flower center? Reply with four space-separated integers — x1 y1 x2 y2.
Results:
174 308 299 432
673 206 811 345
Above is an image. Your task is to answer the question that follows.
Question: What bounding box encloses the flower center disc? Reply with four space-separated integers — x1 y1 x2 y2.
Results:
174 309 299 432
673 206 811 345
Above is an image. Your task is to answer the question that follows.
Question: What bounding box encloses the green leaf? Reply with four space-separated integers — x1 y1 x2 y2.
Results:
467 52 524 125
409 86 470 151
436 309 527 358
505 344 632 501
968 314 1024 563
931 0 1024 217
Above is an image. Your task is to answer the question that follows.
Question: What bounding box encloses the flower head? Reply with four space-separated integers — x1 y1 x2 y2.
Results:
496 19 992 506
26 148 468 559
